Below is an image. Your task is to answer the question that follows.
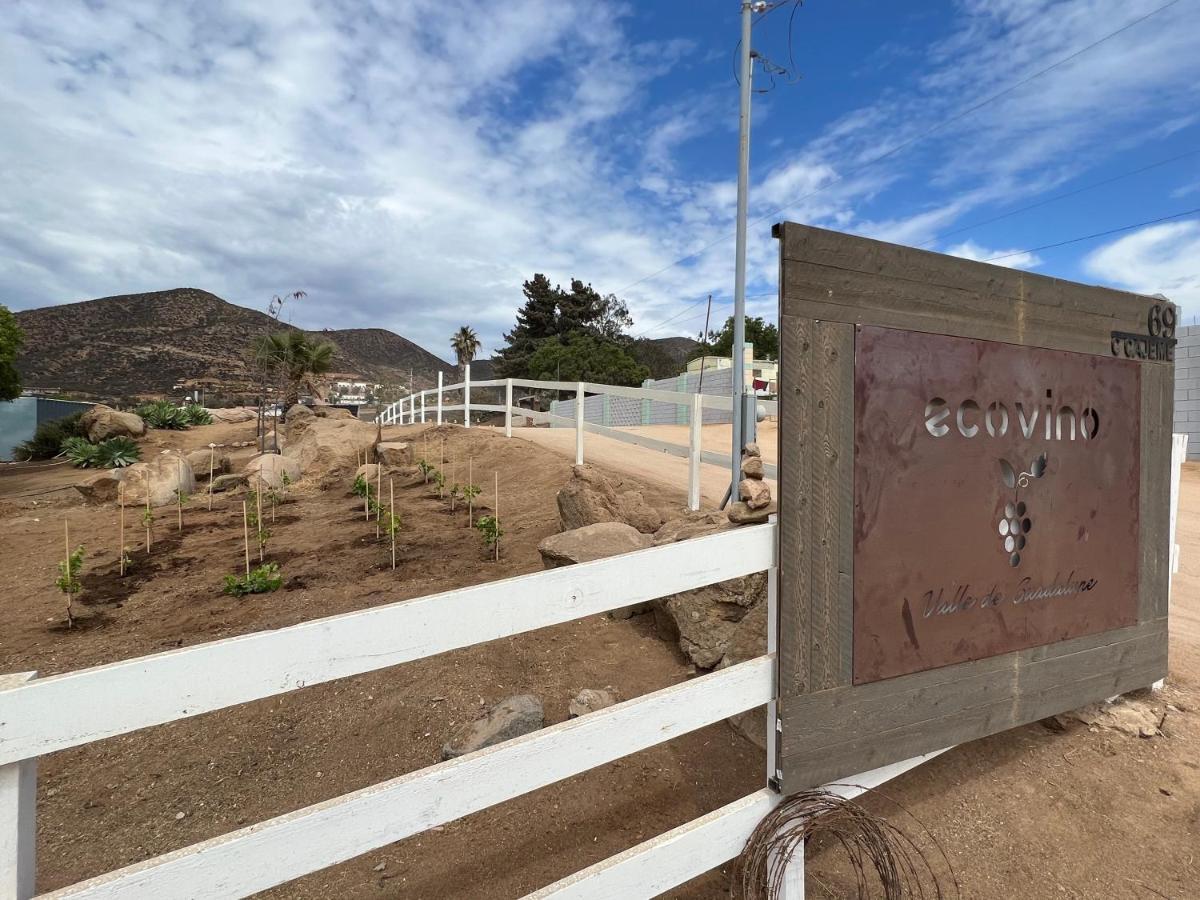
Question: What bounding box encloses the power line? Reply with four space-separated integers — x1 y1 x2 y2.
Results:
919 146 1200 249
615 0 1183 299
983 205 1200 262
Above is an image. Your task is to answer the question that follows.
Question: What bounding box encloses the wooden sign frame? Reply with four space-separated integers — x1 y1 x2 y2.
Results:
773 222 1174 793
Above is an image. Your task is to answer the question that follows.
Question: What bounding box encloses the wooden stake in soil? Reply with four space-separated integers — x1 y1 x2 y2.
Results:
494 470 500 562
256 474 264 562
63 519 74 628
176 457 184 531
242 500 251 576
118 482 126 576
468 456 473 525
145 492 152 553
208 445 215 511
440 438 445 500
390 478 396 570
375 463 382 539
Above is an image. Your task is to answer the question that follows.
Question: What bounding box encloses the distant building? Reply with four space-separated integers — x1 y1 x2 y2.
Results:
684 344 778 394
327 373 380 404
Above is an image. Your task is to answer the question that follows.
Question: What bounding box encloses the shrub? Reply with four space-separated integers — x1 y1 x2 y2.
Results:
94 436 141 468
55 545 85 627
181 403 212 426
12 412 86 460
61 436 100 468
352 473 369 497
475 515 503 550
135 400 188 429
223 563 283 597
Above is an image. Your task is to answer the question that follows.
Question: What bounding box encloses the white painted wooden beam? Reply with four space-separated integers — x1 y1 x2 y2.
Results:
505 380 513 438
575 382 585 465
0 525 775 767
41 657 774 900
0 673 36 900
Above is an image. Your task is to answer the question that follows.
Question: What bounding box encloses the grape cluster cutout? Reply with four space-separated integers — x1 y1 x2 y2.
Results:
997 453 1047 568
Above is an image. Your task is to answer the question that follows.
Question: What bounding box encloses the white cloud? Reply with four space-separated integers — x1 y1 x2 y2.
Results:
944 240 1042 269
1083 220 1200 307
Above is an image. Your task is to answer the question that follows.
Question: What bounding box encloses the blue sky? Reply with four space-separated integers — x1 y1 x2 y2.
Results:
1 0 1198 362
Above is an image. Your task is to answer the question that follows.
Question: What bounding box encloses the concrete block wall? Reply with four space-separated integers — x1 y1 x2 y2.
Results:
550 368 736 427
1174 324 1200 459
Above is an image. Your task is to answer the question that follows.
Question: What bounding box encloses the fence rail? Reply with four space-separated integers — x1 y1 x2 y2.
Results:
375 367 778 508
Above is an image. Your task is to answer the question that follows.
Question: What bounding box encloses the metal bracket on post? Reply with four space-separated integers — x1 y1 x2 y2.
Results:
0 671 37 900
575 382 585 465
505 379 513 438
436 372 443 425
688 393 702 511
464 364 471 428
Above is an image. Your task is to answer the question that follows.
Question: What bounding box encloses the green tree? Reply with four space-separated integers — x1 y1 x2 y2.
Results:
526 333 649 386
689 316 778 362
251 330 336 410
493 274 559 377
450 325 482 379
0 304 24 401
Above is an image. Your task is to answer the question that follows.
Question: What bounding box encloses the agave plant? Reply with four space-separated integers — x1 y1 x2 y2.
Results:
61 436 100 468
135 400 188 429
95 436 141 468
181 403 212 426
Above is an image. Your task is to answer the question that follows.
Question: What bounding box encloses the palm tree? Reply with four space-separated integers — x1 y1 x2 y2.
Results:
450 325 482 378
252 330 336 410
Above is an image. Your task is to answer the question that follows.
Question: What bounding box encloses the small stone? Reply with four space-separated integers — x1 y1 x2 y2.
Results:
728 501 770 525
174 811 186 820
568 688 619 719
442 695 544 760
741 456 764 479
743 442 761 458
373 862 386 872
739 478 772 510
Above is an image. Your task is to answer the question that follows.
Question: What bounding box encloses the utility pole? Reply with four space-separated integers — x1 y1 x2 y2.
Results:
729 0 760 503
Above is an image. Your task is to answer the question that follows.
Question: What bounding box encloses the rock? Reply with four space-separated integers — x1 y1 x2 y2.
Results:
245 453 302 489
653 511 727 545
355 463 382 484
739 478 772 510
741 456 764 479
618 489 664 533
653 573 767 669
185 449 230 478
120 451 196 507
80 405 146 442
75 470 125 503
283 413 377 480
568 688 619 718
284 404 315 424
1057 695 1166 737
312 405 355 419
556 464 661 534
728 501 772 525
743 442 761 458
538 522 652 569
719 602 770 748
207 407 257 424
376 442 412 467
209 473 248 493
441 695 544 760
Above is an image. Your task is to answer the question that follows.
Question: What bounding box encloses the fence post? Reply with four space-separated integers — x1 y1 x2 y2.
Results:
688 393 702 511
0 672 37 900
575 382 585 465
464 364 471 429
420 390 425 424
437 372 443 425
505 379 513 438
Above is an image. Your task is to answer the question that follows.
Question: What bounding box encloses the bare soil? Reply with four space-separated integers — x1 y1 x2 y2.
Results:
1 426 1197 899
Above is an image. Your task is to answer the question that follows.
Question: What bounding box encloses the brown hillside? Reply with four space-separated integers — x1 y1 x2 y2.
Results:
14 289 456 403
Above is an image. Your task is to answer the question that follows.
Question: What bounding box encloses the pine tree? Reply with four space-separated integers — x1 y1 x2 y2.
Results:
494 274 560 377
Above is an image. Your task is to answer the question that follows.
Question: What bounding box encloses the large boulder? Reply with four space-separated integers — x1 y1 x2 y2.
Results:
185 449 230 479
312 404 355 419
283 414 377 480
538 522 652 569
245 453 302 489
653 573 767 669
75 470 125 503
207 407 258 424
209 473 248 493
120 451 196 507
80 405 146 442
284 404 315 424
556 464 662 534
441 695 544 760
720 601 769 748
376 442 411 467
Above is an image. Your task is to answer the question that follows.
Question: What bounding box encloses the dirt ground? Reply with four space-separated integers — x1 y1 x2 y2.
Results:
0 425 1197 898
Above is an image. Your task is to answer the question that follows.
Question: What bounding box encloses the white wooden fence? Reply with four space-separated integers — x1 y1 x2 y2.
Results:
0 519 948 899
375 365 778 510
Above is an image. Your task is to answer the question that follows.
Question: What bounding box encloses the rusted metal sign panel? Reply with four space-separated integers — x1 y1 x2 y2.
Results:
853 325 1141 684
